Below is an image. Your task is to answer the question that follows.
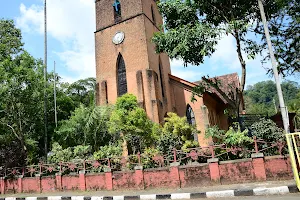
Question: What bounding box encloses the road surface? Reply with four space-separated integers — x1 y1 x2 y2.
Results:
195 194 299 199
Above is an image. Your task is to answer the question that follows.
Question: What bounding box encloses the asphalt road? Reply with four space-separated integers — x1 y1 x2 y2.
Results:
195 194 300 199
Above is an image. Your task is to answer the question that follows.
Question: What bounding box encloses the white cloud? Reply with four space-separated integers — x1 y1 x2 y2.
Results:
172 68 202 82
170 59 202 81
16 0 96 79
211 35 239 70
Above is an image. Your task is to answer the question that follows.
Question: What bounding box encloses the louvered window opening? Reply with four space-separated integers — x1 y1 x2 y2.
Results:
117 55 127 96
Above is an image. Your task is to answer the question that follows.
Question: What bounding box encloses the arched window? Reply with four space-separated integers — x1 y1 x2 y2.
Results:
113 0 122 22
151 5 156 24
159 59 165 98
186 104 196 126
186 104 198 141
117 54 127 96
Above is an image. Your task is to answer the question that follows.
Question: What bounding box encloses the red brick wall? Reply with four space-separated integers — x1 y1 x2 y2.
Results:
113 171 136 190
179 165 211 188
62 175 79 191
22 178 38 193
85 174 106 191
4 179 18 194
41 177 56 192
144 168 173 189
219 159 255 184
0 156 294 194
265 156 293 180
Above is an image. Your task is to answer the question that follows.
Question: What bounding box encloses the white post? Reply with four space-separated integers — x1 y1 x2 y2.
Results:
54 61 57 128
257 0 290 133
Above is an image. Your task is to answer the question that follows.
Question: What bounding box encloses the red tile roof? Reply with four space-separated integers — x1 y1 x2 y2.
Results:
169 73 241 105
194 73 240 104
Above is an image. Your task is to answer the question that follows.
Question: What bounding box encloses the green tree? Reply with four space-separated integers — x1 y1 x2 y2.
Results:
108 94 154 156
66 77 96 107
0 50 45 165
161 112 199 151
152 0 287 116
0 19 23 61
244 80 300 115
54 104 113 151
288 92 300 129
257 0 299 76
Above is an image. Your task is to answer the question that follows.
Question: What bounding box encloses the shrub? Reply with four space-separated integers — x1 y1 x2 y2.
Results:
250 118 284 142
250 118 285 155
93 143 123 160
141 147 161 169
48 143 92 163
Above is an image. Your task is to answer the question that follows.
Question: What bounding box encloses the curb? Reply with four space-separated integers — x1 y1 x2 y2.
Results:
0 185 298 200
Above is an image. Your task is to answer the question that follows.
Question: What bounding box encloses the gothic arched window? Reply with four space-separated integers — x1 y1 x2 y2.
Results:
186 104 196 126
117 54 127 96
151 5 156 24
159 59 165 98
186 104 198 141
113 0 122 22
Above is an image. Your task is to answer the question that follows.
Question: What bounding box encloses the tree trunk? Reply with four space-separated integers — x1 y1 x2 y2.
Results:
120 132 128 157
234 29 246 93
234 29 247 124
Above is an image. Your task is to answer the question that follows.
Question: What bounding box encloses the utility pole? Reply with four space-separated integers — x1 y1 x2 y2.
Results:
44 0 48 158
54 61 57 128
257 0 290 133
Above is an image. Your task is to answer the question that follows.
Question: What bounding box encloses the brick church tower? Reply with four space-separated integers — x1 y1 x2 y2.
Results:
95 0 172 123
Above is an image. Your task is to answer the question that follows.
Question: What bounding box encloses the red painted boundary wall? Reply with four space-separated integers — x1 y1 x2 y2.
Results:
0 154 293 194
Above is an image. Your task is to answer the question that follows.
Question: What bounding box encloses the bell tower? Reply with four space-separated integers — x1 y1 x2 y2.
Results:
95 0 172 123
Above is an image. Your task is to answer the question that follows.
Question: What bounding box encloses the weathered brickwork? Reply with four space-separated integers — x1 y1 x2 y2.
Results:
94 0 238 145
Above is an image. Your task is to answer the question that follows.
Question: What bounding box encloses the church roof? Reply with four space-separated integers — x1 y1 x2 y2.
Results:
194 73 240 104
169 73 241 105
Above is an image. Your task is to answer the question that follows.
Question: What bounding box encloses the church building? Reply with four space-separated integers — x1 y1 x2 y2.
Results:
94 0 241 146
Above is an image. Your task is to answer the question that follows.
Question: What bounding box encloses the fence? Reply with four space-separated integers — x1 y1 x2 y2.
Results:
0 137 286 178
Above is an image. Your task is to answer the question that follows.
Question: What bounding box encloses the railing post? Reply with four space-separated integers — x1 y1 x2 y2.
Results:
254 136 259 153
173 148 177 163
209 144 215 158
137 152 141 166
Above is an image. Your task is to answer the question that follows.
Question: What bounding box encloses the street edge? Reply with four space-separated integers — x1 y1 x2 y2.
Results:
0 185 298 200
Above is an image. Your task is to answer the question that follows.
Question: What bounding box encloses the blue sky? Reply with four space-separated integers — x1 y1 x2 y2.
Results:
0 0 298 86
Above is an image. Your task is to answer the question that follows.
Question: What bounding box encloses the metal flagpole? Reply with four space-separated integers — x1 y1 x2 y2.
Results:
257 0 290 134
44 0 48 158
54 61 57 128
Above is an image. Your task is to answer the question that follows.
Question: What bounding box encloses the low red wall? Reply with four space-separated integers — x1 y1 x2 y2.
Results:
219 159 255 184
179 164 211 188
0 155 293 194
22 178 38 193
265 156 293 180
113 171 136 190
85 173 106 191
144 168 173 189
41 177 56 192
62 175 80 191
